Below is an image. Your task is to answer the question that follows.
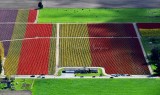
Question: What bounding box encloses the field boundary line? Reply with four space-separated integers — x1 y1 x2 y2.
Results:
53 22 139 24
34 9 39 23
0 22 54 24
133 23 153 75
59 37 138 38
0 37 57 42
0 22 160 24
0 37 140 43
54 23 60 76
1 22 157 24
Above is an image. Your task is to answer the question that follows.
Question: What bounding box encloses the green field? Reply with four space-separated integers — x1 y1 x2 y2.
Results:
32 79 160 95
38 8 160 23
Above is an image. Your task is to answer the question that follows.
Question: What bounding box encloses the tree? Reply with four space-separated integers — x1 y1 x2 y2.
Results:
154 62 160 75
38 2 43 9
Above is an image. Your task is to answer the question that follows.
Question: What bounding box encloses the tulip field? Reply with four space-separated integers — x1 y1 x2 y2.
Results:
3 24 56 75
59 23 150 75
0 22 154 75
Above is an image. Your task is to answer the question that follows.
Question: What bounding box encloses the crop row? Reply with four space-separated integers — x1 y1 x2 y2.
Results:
137 23 160 29
48 38 56 74
48 25 57 74
139 29 160 37
28 9 37 23
0 42 4 60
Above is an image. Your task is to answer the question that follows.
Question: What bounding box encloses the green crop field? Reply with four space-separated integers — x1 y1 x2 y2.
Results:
38 8 160 23
31 79 160 95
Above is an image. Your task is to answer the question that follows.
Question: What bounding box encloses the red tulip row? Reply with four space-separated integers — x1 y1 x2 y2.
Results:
137 23 160 29
87 23 137 37
28 9 37 23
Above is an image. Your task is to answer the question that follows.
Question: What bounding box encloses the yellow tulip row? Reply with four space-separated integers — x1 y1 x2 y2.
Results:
15 9 29 22
0 42 4 61
139 28 160 37
48 25 57 74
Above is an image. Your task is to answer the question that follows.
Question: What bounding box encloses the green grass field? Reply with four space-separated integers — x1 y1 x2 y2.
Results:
32 79 160 95
38 8 160 23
